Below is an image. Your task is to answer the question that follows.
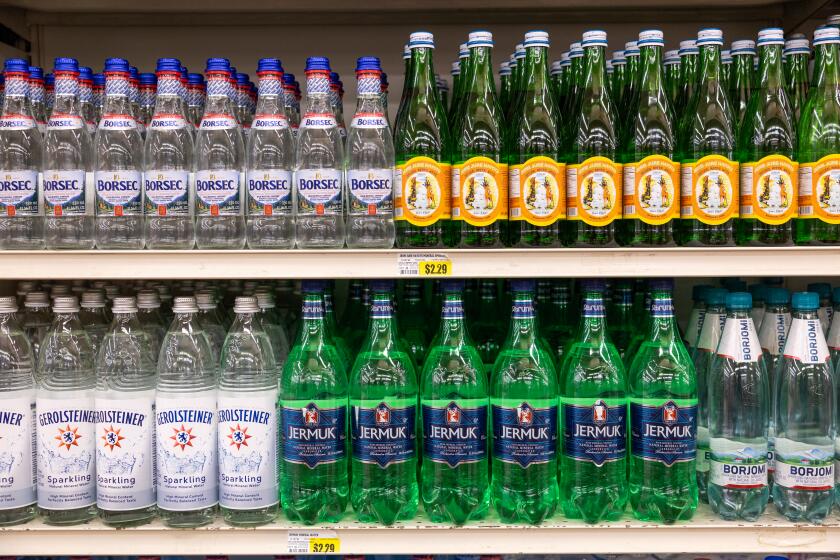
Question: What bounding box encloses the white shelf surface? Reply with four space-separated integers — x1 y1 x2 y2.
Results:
2 505 839 555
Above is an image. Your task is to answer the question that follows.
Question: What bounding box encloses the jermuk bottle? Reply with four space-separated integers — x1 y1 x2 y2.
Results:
143 57 195 249
489 279 558 524
773 292 835 523
628 279 698 523
349 280 418 525
94 58 144 249
452 30 508 248
95 296 157 526
36 296 97 525
679 28 739 246
730 40 756 129
295 57 345 248
0 297 36 526
559 279 627 523
346 57 395 248
245 58 294 249
217 296 279 526
796 26 840 244
394 32 451 248
707 292 770 520
0 58 43 249
736 28 798 246
471 278 505 374
195 58 245 249
43 57 94 249
420 280 489 525
606 280 635 358
155 296 218 528
566 30 622 247
621 30 679 247
280 281 348 524
508 31 566 248
397 279 429 370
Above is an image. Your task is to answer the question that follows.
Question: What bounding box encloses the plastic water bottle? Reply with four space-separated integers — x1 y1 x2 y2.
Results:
245 58 295 248
218 296 279 526
827 287 840 368
707 292 770 520
78 66 96 136
808 282 833 335
79 289 109 352
195 58 245 249
254 290 290 371
95 296 157 526
0 296 37 526
143 58 195 249
345 57 396 248
43 57 94 249
23 291 51 358
28 66 47 134
683 285 711 353
35 296 97 525
295 57 345 248
93 58 144 249
0 59 44 249
136 289 166 358
196 290 226 361
155 296 218 528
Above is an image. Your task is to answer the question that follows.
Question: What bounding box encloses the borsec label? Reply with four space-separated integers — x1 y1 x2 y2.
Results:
0 114 37 130
95 170 142 216
0 170 39 216
251 113 289 130
681 155 739 224
452 156 508 226
395 157 451 226
200 113 238 130
149 114 188 130
43 169 87 216
348 168 394 215
195 170 240 216
509 156 566 226
350 112 387 129
99 114 137 131
47 114 85 130
740 155 798 225
567 156 622 226
247 169 292 216
144 170 190 216
623 155 679 225
296 169 342 215
300 113 338 129
798 155 840 223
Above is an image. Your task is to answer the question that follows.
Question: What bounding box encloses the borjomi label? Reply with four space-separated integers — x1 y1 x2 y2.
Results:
0 390 36 509
246 169 292 217
716 316 761 363
155 392 217 510
562 397 626 466
296 169 342 216
95 171 142 216
217 390 279 509
351 397 416 468
774 437 834 491
94 390 155 511
630 398 697 466
44 170 88 216
36 394 96 509
491 398 557 468
422 398 488 467
280 399 346 469
348 169 394 216
710 436 768 489
759 311 790 355
195 170 241 216
0 170 39 217
784 317 830 364
144 170 191 216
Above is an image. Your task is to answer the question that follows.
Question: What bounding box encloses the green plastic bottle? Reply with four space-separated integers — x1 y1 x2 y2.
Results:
471 279 505 374
677 40 700 123
340 279 367 353
398 279 429 371
663 49 681 108
785 37 811 126
729 40 756 130
324 286 353 372
607 280 636 359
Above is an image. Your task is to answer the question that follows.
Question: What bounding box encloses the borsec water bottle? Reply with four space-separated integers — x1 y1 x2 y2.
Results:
28 66 47 135
78 66 96 136
281 73 300 138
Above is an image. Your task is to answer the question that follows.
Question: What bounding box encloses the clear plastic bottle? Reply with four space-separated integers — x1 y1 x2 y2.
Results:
827 287 840 368
0 296 37 526
0 58 44 249
95 296 157 526
255 290 290 371
155 296 218 528
35 296 97 525
195 58 245 249
345 57 395 248
79 289 110 353
28 66 47 135
245 58 295 248
294 57 345 248
43 57 94 249
196 290 226 361
143 58 195 249
23 291 51 358
136 288 166 358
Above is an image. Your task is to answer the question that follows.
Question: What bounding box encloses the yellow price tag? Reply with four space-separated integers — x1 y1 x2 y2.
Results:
309 538 340 553
418 260 452 277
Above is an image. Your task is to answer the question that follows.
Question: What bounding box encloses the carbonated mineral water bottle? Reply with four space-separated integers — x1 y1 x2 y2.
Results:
80 289 109 352
78 66 96 136
196 290 226 361
136 289 166 357
28 65 47 135
254 290 290 371
36 296 97 525
808 282 833 334
758 286 790 485
23 291 50 358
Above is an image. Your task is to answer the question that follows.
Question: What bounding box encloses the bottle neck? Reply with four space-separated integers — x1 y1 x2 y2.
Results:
792 309 819 321
297 293 327 341
304 70 333 115
577 291 608 342
110 311 142 332
816 43 840 88
465 46 496 97
699 44 722 82
203 72 236 117
506 290 538 344
255 74 284 116
439 293 468 342
52 72 81 116
758 44 785 91
355 71 386 116
523 45 551 99
1 73 33 118
367 292 398 336
409 47 440 105
231 312 262 335
103 72 133 116
639 45 665 93
647 291 679 338
583 45 609 94
154 72 188 117
733 54 754 83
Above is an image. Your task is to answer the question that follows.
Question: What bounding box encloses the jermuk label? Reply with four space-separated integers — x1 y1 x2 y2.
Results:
492 399 557 468
44 170 88 216
509 156 566 225
195 170 241 216
296 169 342 216
95 171 142 216
630 398 697 466
0 391 36 509
281 399 346 469
94 391 155 511
798 155 840 223
562 397 626 466
0 170 39 217
422 398 488 468
155 392 217 510
680 155 739 224
452 156 508 226
246 169 292 217
710 436 768 489
351 397 416 468
774 437 834 491
716 317 761 363
144 170 190 216
395 157 451 226
622 155 679 225
348 169 394 216
566 156 622 226
740 155 798 224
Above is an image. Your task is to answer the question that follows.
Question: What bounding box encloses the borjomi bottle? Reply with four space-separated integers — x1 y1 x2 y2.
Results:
245 58 295 249
0 58 44 249
489 279 558 524
621 30 679 247
420 280 489 525
544 282 574 365
195 58 245 249
736 28 797 246
138 72 156 128
29 66 47 135
749 283 768 326
0 297 36 526
79 289 109 356
280 281 349 524
796 26 840 244
773 292 836 522
95 296 156 526
281 74 300 139
397 279 429 370
155 296 218 528
809 281 833 334
678 29 738 246
254 290 290 371
79 66 96 137
707 292 770 520
136 288 166 357
606 281 635 358
567 30 621 247
23 291 50 358
508 31 565 248
677 40 700 124
628 280 698 523
663 50 681 108
730 40 756 129
36 296 97 525
452 31 507 248
784 37 810 126
43 57 94 249
346 57 395 248
828 287 840 367
294 57 345 248
471 278 505 374
93 58 144 249
621 41 641 136
559 280 626 522
218 296 279 526
683 284 711 354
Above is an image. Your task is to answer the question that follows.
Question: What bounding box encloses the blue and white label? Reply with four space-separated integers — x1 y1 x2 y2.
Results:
492 400 557 468
783 318 830 364
155 392 217 511
348 169 393 214
441 299 465 319
281 401 346 469
47 114 84 130
44 170 87 216
0 170 39 216
709 437 768 489
98 114 137 131
350 113 387 129
0 391 36 509
630 399 697 466
144 170 190 216
95 170 142 216
252 114 289 130
717 317 761 363
195 169 241 216
582 297 606 317
774 437 834 490
199 114 238 130
149 114 188 130
300 113 337 129
351 400 416 468
651 297 674 317
247 169 292 215
511 297 536 319
296 169 342 215
562 398 626 466
0 114 37 131
422 399 488 468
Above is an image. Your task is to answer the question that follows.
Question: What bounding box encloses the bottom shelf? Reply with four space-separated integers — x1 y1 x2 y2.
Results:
2 504 839 555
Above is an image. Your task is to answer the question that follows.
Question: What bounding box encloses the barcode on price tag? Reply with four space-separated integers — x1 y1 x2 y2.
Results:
288 530 340 554
397 252 452 277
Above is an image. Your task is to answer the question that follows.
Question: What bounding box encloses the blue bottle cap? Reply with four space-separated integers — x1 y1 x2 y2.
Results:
45 73 54 85
580 278 607 292
235 72 249 85
356 56 382 72
187 72 204 84
28 66 44 80
80 66 94 81
441 279 465 292
4 58 29 74
368 279 395 292
807 282 831 298
726 292 752 310
791 292 820 311
649 278 674 291
53 57 79 73
103 58 130 73
381 72 389 86
764 556 789 560
257 58 283 73
705 288 728 306
305 57 330 72
329 71 340 83
282 73 295 85
139 72 156 85
692 284 712 301
129 66 139 80
206 57 231 73
510 279 536 292
93 73 105 86
301 280 327 293
765 287 790 305
156 58 182 72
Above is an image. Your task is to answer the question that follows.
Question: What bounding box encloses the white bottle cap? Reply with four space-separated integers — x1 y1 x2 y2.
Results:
679 39 699 54
550 60 562 74
81 290 106 308
524 30 550 48
828 14 840 25
581 30 608 48
560 51 570 62
403 44 410 59
172 296 199 314
721 49 732 63
459 43 469 58
467 30 494 48
53 296 80 314
50 285 71 298
612 49 626 61
638 29 664 47
112 297 138 314
731 39 756 55
0 297 18 314
624 40 640 55
569 42 584 57
784 38 811 54
757 27 785 46
255 291 276 310
234 296 259 314
514 42 526 57
25 291 50 308
451 61 460 74
408 31 434 49
697 28 724 47
664 49 680 64
814 26 840 45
